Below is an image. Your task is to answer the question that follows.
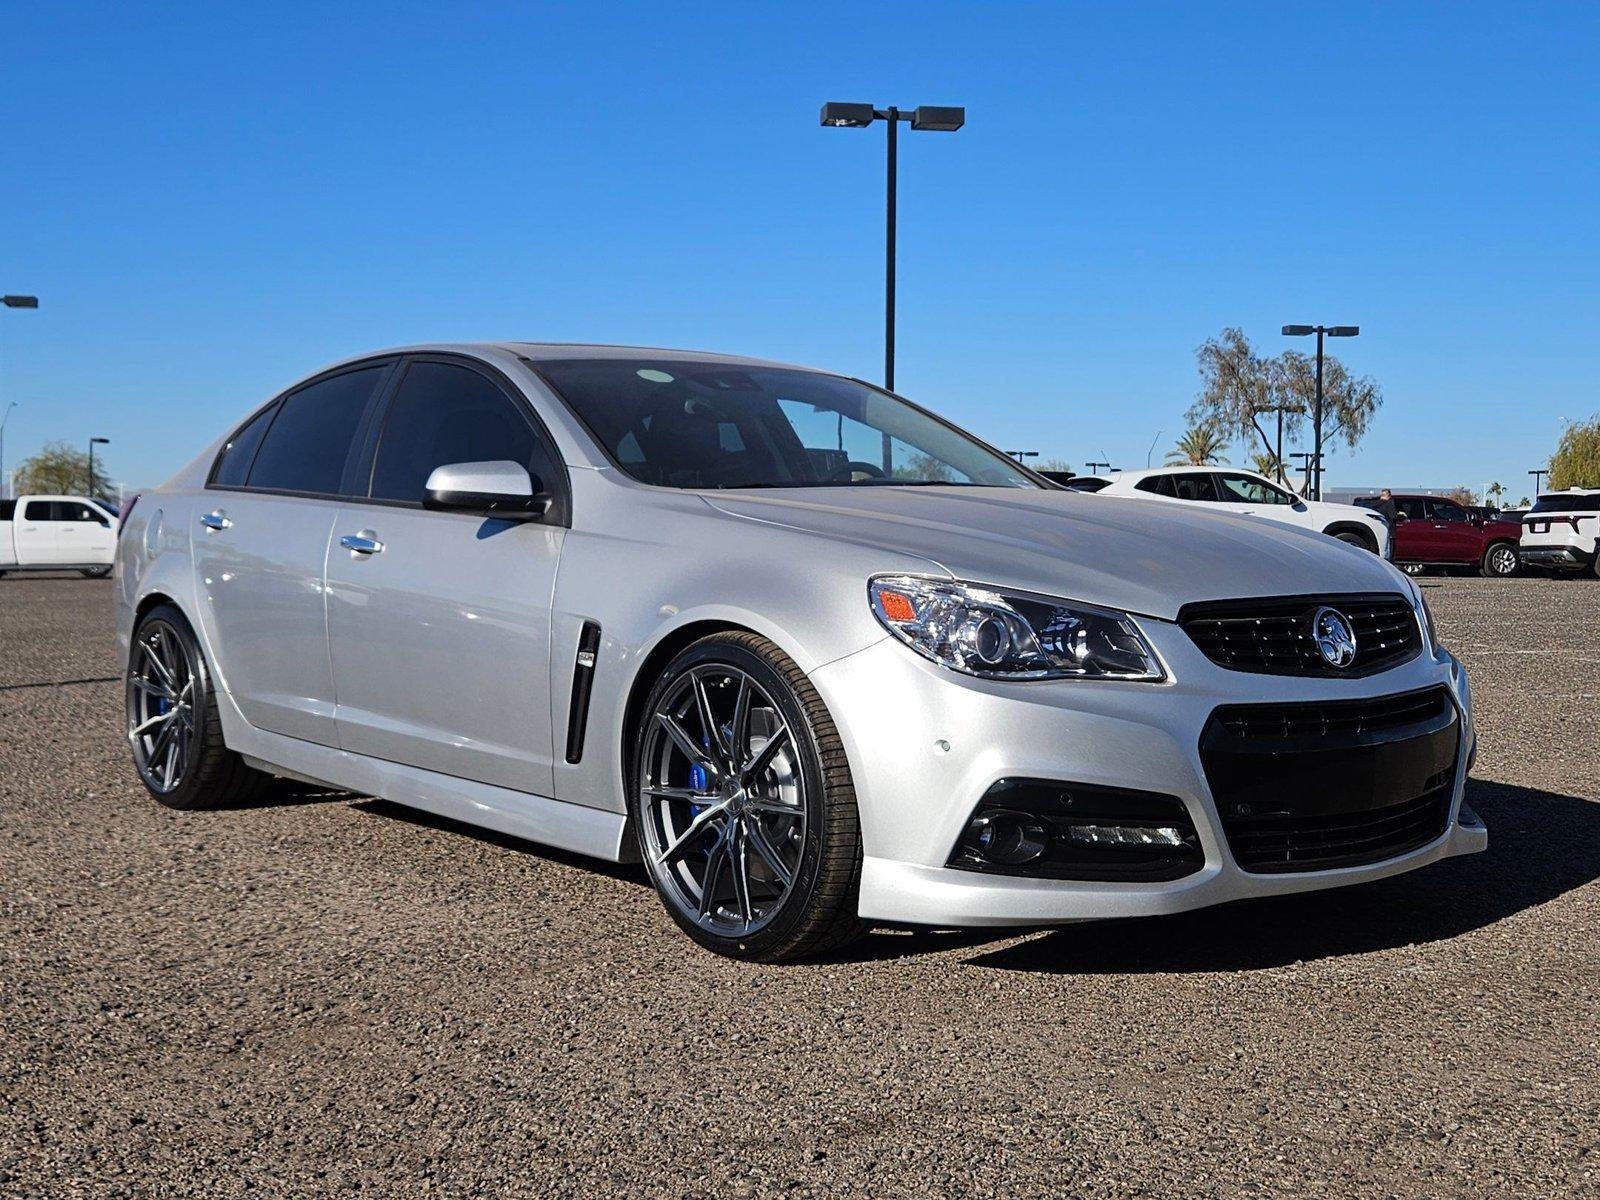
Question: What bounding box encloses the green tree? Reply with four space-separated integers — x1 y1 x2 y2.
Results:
1484 480 1506 508
1249 450 1283 480
14 440 113 498
1548 415 1600 490
1445 485 1478 507
1189 327 1382 470
1165 423 1230 466
1036 457 1073 475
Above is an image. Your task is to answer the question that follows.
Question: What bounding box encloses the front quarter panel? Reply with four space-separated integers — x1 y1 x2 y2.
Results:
548 471 940 816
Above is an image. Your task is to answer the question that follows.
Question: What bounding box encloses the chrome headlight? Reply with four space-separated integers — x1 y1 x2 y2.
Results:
869 575 1164 681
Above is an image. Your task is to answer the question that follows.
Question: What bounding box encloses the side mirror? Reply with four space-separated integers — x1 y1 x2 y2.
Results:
423 460 548 519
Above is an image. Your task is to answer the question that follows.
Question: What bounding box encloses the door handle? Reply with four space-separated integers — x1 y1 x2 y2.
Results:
339 533 384 556
200 511 232 531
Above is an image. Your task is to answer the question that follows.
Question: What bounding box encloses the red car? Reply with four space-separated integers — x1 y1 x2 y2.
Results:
1356 493 1522 577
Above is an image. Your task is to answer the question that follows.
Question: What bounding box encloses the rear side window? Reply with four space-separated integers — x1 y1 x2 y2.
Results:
1396 498 1427 520
0 500 14 521
1171 473 1218 502
1135 475 1176 497
1531 493 1600 514
368 361 551 504
1428 499 1468 522
211 402 278 487
246 367 385 495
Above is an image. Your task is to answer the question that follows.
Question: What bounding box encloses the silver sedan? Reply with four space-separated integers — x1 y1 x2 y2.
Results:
115 344 1485 961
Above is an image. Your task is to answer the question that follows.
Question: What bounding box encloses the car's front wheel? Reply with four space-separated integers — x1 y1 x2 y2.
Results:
127 604 268 810
81 567 112 579
631 632 865 962
1481 542 1520 578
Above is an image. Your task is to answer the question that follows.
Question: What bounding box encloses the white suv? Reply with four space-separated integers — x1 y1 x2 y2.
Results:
1520 489 1600 577
1094 467 1392 556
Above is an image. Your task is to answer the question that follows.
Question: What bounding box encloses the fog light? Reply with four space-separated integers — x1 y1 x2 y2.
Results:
972 812 1048 865
1064 824 1186 847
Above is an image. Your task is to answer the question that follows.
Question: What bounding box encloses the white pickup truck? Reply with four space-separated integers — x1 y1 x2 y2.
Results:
0 495 118 578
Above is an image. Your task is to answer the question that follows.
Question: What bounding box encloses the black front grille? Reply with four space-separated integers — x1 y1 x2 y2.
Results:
1179 593 1422 677
1201 687 1459 874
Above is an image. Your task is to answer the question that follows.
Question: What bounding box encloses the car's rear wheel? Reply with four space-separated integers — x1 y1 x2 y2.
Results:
1401 563 1427 576
127 604 268 810
1481 542 1520 578
631 632 865 962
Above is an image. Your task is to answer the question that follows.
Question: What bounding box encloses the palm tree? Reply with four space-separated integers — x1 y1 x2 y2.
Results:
1165 424 1230 467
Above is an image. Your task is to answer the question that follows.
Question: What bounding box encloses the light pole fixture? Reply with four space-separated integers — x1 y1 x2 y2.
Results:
820 102 965 395
1529 468 1547 495
1282 324 1358 501
1006 450 1039 463
2 293 38 500
1086 460 1116 475
88 436 109 499
1289 450 1322 496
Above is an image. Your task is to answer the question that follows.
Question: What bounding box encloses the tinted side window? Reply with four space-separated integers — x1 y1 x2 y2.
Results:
0 500 14 521
21 500 56 521
1135 475 1176 497
1429 500 1468 522
62 502 109 525
1171 473 1218 502
369 362 548 504
247 367 385 495
212 402 278 487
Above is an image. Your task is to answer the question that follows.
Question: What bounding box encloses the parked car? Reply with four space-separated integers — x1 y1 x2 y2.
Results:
1097 466 1392 555
1355 493 1522 577
0 495 117 578
1519 489 1600 577
115 343 1484 961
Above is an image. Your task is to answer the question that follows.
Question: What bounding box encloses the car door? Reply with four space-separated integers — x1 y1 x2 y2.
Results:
192 361 394 746
1169 472 1221 504
1390 497 1430 559
56 500 115 563
15 499 64 563
1211 472 1301 526
1424 498 1479 563
325 356 569 797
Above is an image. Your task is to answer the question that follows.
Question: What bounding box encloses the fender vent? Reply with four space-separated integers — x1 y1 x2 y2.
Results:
564 621 602 764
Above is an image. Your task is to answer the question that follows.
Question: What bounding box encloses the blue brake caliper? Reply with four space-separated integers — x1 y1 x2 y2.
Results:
687 740 710 818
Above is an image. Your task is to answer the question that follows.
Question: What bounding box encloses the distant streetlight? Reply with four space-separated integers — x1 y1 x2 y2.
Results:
1529 468 1547 495
88 437 109 499
1250 402 1303 486
1282 324 1359 500
2 293 39 500
1289 450 1322 496
820 102 965 395
1006 450 1039 463
1086 460 1117 475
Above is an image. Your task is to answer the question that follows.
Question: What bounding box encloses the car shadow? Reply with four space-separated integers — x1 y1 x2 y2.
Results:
960 778 1600 974
349 798 653 888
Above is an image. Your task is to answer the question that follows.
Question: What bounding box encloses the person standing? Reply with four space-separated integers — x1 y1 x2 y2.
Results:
1372 488 1399 524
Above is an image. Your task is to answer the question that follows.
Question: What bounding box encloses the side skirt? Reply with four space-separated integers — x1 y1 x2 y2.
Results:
231 721 632 863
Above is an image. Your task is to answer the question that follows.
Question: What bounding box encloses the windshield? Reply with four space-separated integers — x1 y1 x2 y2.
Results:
1531 492 1600 514
531 359 1038 490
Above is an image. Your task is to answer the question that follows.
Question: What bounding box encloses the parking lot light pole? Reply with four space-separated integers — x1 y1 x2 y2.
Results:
1282 324 1358 501
1006 450 1039 464
820 103 965 394
88 437 109 500
1086 460 1116 475
2 296 40 499
1529 468 1547 495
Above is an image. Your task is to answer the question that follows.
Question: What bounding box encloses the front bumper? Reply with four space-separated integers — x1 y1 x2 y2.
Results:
811 619 1483 927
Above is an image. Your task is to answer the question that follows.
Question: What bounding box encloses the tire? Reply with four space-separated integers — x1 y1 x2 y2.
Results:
1401 563 1427 576
1480 542 1520 578
630 631 865 962
1333 531 1372 551
126 603 269 810
81 567 111 579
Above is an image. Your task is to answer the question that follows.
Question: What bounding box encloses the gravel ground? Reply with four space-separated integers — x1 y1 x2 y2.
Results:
2 573 1597 1198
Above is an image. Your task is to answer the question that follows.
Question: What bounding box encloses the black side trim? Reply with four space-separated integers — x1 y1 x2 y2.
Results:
564 622 602 764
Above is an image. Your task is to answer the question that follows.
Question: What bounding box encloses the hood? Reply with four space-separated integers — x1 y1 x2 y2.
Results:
701 486 1407 621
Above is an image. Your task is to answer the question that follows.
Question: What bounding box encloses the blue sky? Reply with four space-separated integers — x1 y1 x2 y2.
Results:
2 1 1595 498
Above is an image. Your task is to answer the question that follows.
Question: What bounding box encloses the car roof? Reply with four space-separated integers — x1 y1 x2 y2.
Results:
326 341 833 374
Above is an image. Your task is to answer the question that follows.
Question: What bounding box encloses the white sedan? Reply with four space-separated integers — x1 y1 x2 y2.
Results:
1092 466 1392 556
